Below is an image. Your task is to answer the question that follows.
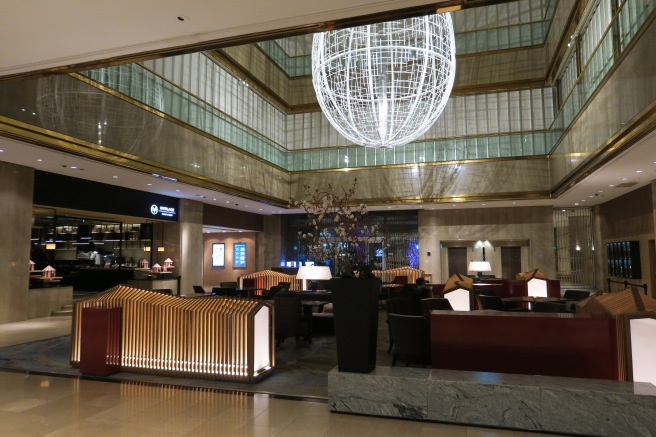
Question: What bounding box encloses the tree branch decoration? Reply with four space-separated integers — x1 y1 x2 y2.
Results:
290 178 381 277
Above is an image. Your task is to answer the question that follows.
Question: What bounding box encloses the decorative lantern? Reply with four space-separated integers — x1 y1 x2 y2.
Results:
139 259 149 269
164 258 173 268
29 260 36 271
152 263 162 273
42 265 56 278
312 13 456 148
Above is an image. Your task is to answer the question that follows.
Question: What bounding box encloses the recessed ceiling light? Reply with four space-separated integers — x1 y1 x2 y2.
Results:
213 198 216 201
112 175 118 178
32 112 36 115
575 203 579 206
482 203 486 206
636 170 642 173
589 195 594 198
0 149 3 153
147 183 152 186
226 201 230 204
71 166 77 169
622 178 627 181
21 108 25 112
259 208 262 211
609 184 615 187
175 189 180 192
598 190 603 193
37 158 42 162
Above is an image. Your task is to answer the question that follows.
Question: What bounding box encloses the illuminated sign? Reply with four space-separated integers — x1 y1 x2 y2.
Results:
212 243 225 267
150 204 176 218
234 243 246 268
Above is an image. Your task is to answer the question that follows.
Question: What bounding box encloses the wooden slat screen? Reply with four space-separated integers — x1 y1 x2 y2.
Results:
71 286 273 383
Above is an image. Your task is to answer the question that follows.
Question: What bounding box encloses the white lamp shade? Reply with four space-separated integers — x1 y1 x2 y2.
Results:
468 261 491 272
296 265 332 280
297 265 332 291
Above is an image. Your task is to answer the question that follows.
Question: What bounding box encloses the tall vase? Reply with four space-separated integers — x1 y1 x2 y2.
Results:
330 277 381 373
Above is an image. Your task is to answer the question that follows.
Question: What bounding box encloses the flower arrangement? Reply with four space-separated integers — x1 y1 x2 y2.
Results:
290 178 381 277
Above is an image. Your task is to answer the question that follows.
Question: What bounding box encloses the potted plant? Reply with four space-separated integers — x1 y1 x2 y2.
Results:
291 179 382 373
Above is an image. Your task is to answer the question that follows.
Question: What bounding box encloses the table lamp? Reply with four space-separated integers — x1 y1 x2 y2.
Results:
297 265 332 291
468 261 492 278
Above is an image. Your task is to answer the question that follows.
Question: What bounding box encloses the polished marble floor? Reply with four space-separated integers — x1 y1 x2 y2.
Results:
0 317 567 437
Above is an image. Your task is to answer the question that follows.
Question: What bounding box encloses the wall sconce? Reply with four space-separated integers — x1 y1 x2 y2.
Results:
157 246 165 252
143 246 151 252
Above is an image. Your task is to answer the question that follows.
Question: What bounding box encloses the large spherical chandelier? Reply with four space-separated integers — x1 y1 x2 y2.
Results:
312 13 456 149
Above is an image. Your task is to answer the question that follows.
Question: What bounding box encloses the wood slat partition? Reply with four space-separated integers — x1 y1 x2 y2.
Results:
372 267 424 284
71 286 274 383
239 269 301 291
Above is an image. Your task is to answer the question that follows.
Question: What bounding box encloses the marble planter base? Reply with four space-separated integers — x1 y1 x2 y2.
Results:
328 367 656 437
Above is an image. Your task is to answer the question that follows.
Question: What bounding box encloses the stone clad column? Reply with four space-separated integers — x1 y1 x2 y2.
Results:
257 215 284 271
0 162 34 323
178 199 203 295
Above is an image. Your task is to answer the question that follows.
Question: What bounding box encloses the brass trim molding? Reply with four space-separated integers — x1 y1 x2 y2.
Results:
456 43 545 59
290 154 549 174
355 190 552 206
550 100 656 198
0 116 292 207
440 239 531 247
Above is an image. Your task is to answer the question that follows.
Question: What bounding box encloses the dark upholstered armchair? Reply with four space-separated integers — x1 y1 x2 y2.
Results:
387 313 431 366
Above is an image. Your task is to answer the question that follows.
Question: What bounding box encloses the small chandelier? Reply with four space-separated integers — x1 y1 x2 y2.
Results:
312 13 456 149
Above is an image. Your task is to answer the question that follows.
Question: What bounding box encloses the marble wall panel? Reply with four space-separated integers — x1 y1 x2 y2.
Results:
290 158 550 203
427 373 542 429
454 46 546 88
419 206 555 282
537 376 656 437
328 367 430 419
0 162 33 323
330 367 656 436
550 19 656 188
220 45 291 106
257 215 285 271
544 0 576 67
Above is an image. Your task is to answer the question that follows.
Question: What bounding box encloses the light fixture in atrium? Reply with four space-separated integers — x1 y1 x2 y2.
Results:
311 13 456 149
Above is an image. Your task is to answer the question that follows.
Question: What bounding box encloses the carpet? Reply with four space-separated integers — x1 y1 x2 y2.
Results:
0 310 393 400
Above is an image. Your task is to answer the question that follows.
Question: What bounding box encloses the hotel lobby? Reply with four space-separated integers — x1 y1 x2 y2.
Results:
1 0 656 435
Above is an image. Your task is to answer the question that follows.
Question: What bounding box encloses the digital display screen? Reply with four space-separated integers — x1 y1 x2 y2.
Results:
211 243 225 267
234 243 246 268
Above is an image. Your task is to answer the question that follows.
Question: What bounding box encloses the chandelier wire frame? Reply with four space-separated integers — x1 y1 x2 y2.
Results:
312 13 456 149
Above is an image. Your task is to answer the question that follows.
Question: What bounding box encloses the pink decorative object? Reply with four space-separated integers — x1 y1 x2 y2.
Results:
139 259 149 269
164 258 173 267
42 265 56 278
152 263 162 273
29 260 35 271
